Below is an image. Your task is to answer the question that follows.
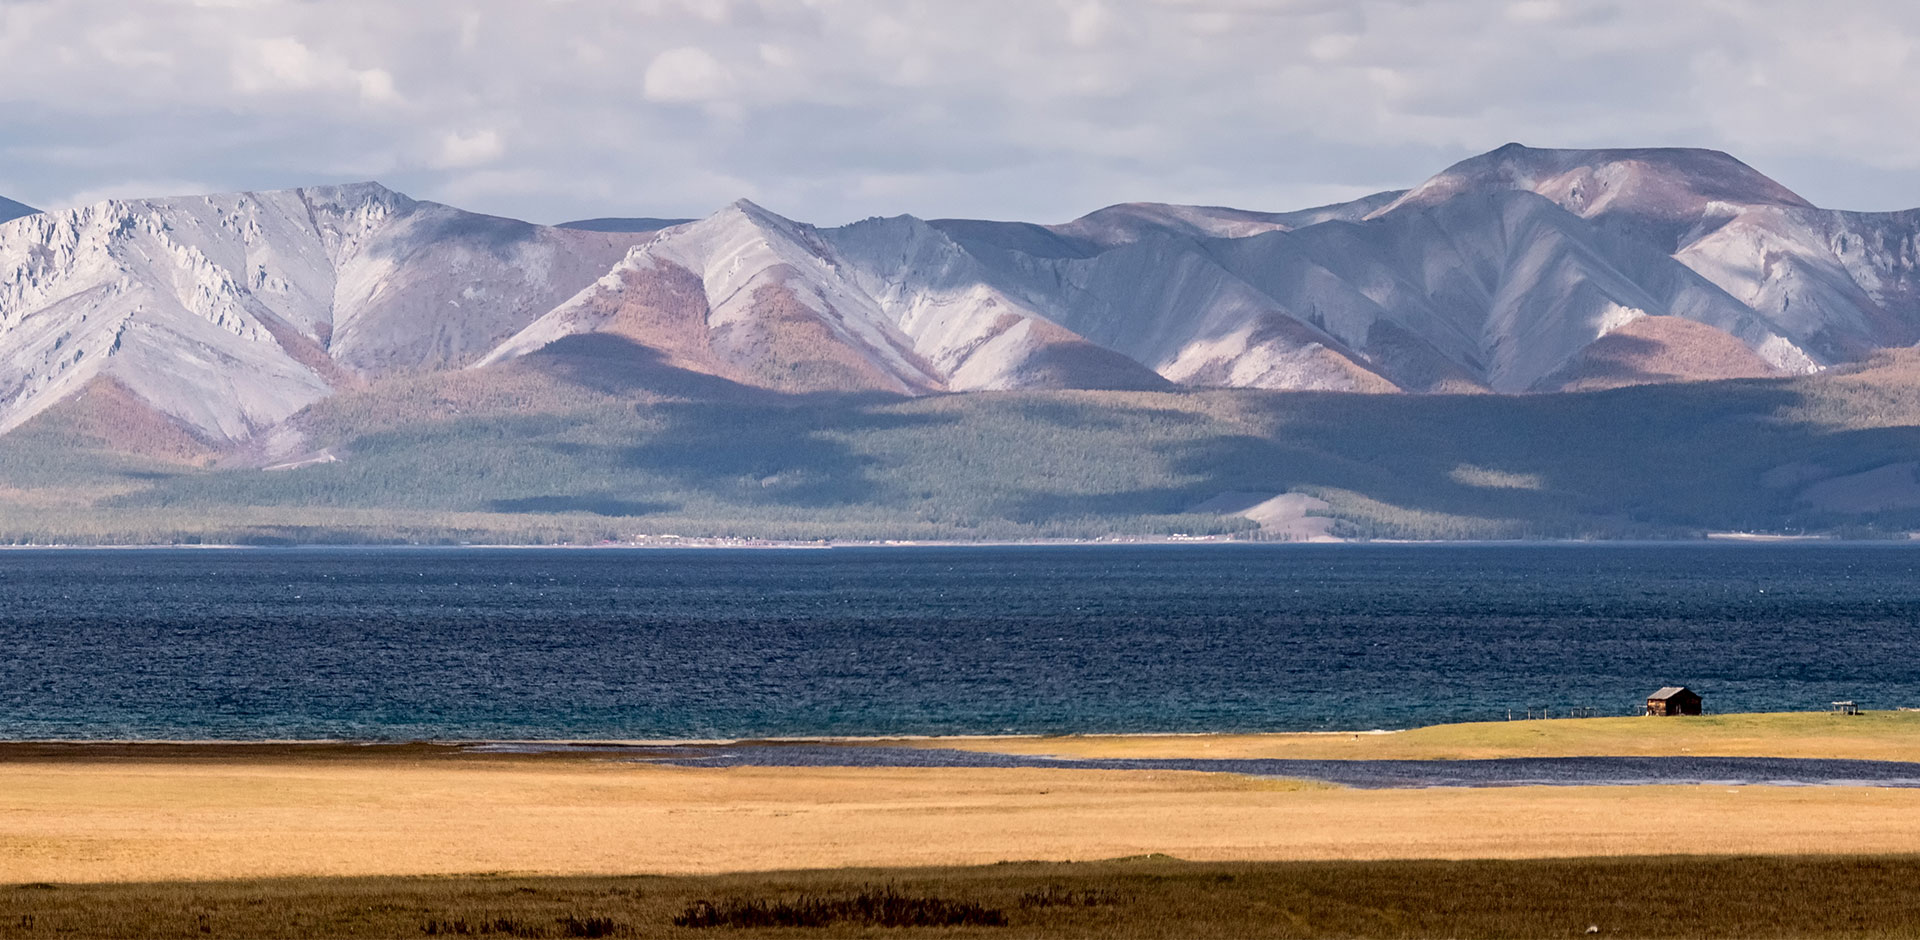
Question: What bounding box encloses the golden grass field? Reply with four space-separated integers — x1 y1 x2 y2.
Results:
897 710 1920 761
3 713 1919 885
3 714 1918 936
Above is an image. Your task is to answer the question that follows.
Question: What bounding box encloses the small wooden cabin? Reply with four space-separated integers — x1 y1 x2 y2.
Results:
1646 686 1702 716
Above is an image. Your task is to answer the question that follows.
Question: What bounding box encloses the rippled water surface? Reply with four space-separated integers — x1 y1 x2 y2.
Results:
2 543 1918 739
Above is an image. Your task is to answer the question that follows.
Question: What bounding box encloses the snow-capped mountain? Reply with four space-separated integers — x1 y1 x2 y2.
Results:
0 184 640 440
5 144 1920 451
485 199 1171 395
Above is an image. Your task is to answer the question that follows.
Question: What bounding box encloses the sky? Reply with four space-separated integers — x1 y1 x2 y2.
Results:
3 0 1919 226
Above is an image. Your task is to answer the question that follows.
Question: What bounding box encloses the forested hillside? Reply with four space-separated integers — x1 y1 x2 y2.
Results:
4 342 1917 545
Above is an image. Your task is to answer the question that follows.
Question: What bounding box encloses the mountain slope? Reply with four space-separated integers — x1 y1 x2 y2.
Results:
1236 188 1811 391
9 349 1920 544
483 201 1171 394
7 144 1920 456
1372 144 1920 372
0 184 641 442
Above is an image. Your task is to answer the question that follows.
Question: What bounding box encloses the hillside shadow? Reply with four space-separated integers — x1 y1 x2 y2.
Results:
517 334 958 509
250 323 1920 537
487 495 672 517
616 398 961 508
1003 380 1915 536
522 334 775 403
1547 334 1680 388
399 211 542 262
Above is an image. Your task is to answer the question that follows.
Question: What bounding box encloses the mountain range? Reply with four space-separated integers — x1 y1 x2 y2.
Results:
5 143 1920 452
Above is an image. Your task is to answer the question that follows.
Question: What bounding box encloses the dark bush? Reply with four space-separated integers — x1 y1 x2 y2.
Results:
672 885 1006 928
555 915 620 938
421 914 620 937
1017 885 1124 908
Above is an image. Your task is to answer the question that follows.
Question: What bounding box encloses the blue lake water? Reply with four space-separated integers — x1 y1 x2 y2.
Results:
1 543 1918 740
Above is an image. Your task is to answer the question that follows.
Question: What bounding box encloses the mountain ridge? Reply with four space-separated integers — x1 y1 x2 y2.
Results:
4 146 1920 452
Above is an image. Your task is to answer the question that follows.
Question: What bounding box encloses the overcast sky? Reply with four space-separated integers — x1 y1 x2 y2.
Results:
3 0 1918 225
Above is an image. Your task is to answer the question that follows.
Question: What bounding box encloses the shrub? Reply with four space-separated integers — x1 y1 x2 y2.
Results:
672 885 1006 928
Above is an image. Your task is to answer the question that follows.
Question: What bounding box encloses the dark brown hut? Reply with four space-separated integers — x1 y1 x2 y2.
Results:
1646 686 1702 716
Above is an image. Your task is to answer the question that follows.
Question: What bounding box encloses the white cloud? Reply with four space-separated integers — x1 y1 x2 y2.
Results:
643 46 733 103
432 129 505 169
758 43 795 68
1065 1 1115 47
233 36 400 104
51 179 219 211
1307 33 1359 62
1506 1 1566 23
3 0 1920 224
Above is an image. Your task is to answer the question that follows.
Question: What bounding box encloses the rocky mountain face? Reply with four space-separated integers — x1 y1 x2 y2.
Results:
4 144 1920 452
0 184 640 441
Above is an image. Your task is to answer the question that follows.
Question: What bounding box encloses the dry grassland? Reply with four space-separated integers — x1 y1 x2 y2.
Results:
903 711 1920 761
3 745 1920 884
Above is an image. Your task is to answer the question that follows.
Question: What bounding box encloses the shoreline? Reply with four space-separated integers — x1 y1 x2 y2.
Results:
0 729 1404 746
1 535 1917 550
4 711 1915 762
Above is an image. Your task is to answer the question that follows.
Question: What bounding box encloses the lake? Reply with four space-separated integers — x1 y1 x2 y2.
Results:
1 543 1917 740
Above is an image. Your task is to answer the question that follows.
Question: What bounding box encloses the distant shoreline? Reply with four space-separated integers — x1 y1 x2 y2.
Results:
0 533 1912 550
5 711 1916 756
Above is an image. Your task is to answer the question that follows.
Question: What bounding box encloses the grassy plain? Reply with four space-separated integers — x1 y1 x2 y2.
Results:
904 710 1920 761
5 732 1920 884
6 715 1920 936
5 346 1920 544
8 855 1920 939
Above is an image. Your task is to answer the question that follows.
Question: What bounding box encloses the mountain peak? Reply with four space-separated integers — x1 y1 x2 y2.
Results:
698 198 815 245
288 180 414 213
1058 202 1300 247
300 179 399 197
1378 143 1814 221
725 196 778 217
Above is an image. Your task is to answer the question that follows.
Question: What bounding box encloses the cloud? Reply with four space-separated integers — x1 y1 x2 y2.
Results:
50 179 220 211
3 1 1920 224
232 36 400 105
643 46 733 103
1065 1 1115 47
432 128 505 169
1506 1 1566 23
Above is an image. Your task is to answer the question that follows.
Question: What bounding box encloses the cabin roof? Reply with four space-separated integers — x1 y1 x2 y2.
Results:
1648 686 1697 700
